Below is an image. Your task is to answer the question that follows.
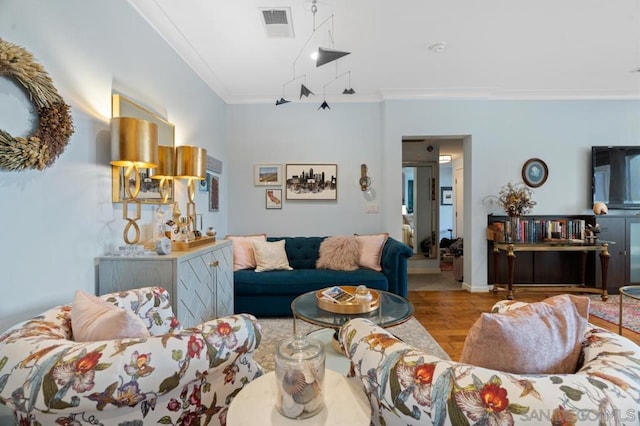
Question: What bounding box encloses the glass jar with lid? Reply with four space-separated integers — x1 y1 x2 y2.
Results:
274 333 325 419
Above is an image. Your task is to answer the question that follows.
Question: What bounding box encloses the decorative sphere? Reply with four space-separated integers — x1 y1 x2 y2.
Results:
593 202 608 215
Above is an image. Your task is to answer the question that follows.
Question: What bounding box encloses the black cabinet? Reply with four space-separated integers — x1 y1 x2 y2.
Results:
596 216 640 294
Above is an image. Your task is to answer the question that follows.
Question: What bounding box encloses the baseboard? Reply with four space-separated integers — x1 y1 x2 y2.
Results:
408 267 442 274
463 283 492 293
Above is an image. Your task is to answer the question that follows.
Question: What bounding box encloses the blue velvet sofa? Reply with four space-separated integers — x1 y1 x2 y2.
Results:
234 236 413 316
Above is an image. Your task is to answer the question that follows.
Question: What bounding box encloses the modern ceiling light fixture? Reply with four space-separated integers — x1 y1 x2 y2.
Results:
275 0 353 106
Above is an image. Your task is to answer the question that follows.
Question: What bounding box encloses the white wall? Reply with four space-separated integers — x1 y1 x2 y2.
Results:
227 99 640 293
0 0 227 333
226 102 385 236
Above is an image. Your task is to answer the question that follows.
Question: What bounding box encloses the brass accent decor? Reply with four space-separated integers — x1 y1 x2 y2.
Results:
111 94 175 204
0 38 75 171
151 146 175 203
316 286 379 314
175 145 207 233
109 117 159 244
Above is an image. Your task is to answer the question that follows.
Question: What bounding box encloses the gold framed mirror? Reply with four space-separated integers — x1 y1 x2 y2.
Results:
111 93 175 203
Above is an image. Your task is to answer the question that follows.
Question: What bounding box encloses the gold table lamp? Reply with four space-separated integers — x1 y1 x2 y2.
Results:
175 145 207 233
151 146 175 203
110 117 158 244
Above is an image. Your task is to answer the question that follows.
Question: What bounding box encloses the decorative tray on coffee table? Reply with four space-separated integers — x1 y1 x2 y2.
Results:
316 285 379 314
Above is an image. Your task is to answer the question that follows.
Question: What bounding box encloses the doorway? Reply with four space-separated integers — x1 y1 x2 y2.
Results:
402 137 464 274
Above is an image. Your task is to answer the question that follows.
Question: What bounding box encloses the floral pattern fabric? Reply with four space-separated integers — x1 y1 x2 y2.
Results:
0 286 264 425
340 304 640 426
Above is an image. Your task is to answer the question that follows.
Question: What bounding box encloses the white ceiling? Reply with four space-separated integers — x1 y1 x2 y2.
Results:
128 0 640 105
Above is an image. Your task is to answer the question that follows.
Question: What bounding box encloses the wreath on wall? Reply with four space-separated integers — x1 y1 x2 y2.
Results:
0 38 74 171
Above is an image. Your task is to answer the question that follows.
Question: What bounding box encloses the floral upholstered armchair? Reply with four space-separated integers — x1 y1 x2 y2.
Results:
0 287 263 425
341 303 640 426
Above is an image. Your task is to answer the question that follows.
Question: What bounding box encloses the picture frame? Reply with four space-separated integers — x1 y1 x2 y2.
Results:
254 164 282 186
522 158 548 188
199 172 210 192
265 189 283 209
285 164 337 200
209 175 219 212
441 186 453 205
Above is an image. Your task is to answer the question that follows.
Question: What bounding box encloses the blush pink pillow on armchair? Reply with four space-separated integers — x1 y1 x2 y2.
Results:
459 294 589 374
71 291 150 342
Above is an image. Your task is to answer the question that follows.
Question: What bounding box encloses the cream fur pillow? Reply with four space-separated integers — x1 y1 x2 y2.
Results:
459 294 589 374
355 233 389 271
71 291 150 342
225 234 267 271
252 239 293 272
316 236 360 271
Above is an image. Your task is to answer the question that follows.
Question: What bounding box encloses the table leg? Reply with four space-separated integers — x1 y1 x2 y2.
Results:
506 244 515 300
619 293 623 335
599 243 610 301
492 246 500 294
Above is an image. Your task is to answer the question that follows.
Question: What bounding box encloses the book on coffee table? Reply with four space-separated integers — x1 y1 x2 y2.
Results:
321 286 355 304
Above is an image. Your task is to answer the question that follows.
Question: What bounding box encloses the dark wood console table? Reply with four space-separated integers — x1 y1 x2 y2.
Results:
491 241 611 301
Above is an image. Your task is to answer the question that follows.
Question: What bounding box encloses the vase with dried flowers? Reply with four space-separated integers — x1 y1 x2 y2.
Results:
485 182 536 242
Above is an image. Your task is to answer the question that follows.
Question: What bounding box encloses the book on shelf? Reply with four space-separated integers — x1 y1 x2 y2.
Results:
488 216 589 243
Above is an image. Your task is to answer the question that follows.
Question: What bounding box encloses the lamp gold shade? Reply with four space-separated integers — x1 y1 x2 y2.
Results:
151 146 175 179
110 117 159 168
175 145 207 180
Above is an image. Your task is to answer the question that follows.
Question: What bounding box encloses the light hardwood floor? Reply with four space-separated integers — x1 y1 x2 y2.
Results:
408 290 640 361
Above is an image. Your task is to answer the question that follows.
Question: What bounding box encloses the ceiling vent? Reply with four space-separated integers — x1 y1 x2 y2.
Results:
259 7 294 38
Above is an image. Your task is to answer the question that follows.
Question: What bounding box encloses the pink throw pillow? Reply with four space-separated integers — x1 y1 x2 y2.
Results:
225 234 267 271
71 291 150 342
459 294 589 374
316 236 361 271
355 233 389 271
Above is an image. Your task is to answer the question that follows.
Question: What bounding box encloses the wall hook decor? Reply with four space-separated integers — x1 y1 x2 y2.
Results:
0 38 74 171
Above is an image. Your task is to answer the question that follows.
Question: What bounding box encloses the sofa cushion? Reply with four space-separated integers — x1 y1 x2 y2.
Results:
355 233 389 271
459 294 589 374
234 268 388 296
71 290 150 342
253 239 293 272
316 236 360 271
267 236 325 269
226 234 267 271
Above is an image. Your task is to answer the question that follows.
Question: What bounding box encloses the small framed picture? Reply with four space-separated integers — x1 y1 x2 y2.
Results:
266 189 282 209
441 186 453 205
254 164 282 186
209 175 219 212
522 158 548 188
199 173 210 192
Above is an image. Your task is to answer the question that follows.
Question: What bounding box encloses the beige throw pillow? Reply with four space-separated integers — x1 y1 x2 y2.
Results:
355 233 388 271
71 291 150 342
459 294 589 374
225 234 267 271
252 239 293 272
316 236 361 271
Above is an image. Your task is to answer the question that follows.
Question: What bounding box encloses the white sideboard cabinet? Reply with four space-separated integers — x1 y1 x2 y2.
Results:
97 240 233 328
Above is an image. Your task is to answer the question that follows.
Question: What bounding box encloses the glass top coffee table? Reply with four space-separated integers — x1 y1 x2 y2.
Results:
291 289 414 333
619 286 640 335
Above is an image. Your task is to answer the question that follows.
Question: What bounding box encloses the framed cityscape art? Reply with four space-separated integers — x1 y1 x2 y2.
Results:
285 164 337 201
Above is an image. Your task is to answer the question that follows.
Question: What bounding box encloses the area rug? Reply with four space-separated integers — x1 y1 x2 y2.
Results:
588 295 640 333
254 317 449 372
